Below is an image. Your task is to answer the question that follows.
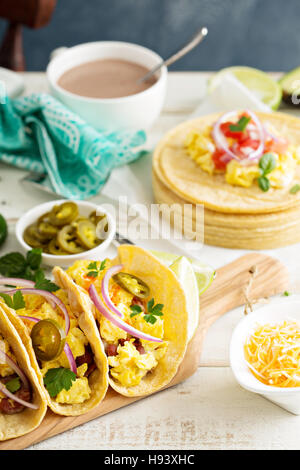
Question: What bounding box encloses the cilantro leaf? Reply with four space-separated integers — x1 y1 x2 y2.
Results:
130 304 143 317
0 291 25 310
34 269 59 292
6 377 21 393
290 184 300 194
44 367 76 398
0 293 13 308
87 261 97 270
87 260 106 278
229 116 251 132
144 298 164 324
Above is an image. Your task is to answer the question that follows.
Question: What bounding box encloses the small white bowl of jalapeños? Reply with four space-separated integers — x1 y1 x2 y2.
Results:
16 199 116 267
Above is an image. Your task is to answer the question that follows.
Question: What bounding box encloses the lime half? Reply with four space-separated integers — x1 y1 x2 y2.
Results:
169 256 200 341
208 66 282 111
150 250 215 295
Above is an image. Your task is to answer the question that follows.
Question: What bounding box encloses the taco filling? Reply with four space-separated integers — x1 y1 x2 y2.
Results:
185 110 300 191
0 283 97 405
66 259 168 388
0 333 34 414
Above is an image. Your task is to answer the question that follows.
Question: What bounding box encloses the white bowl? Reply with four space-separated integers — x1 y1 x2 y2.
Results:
16 200 116 268
230 298 300 415
47 41 167 131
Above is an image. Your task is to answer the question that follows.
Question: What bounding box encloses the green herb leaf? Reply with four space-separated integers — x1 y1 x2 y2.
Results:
290 184 300 194
144 298 164 324
87 262 97 270
34 270 59 292
0 252 27 277
283 291 291 296
26 248 42 270
0 293 13 308
87 260 106 278
0 291 25 310
130 304 143 317
12 290 25 310
43 367 76 398
229 116 251 132
5 377 21 393
258 175 270 192
259 153 276 175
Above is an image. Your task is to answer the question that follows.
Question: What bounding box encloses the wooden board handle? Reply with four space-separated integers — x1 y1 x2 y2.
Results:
200 252 289 331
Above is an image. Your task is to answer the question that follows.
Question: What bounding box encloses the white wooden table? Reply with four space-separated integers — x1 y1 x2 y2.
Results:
1 72 300 450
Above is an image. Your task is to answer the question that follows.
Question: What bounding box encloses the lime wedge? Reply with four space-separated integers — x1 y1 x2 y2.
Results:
150 250 215 296
169 256 199 341
208 66 282 111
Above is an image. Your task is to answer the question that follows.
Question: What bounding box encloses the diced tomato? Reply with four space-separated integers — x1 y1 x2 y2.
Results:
212 148 228 170
220 122 245 140
238 138 260 150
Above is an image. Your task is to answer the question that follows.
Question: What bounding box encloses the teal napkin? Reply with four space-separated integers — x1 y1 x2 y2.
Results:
0 93 146 199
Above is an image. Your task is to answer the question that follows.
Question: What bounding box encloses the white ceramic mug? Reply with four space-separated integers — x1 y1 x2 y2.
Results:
47 41 167 131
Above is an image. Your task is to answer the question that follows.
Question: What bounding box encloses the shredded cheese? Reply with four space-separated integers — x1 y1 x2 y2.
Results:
244 320 300 387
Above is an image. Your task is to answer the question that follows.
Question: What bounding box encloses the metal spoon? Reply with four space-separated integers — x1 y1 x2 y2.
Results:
138 26 208 83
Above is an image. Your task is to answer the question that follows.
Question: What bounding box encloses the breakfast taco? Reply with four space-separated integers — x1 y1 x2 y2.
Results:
0 275 109 416
53 245 189 397
153 110 300 214
0 304 47 441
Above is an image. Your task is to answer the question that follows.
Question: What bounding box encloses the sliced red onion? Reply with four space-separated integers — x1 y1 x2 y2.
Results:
101 265 124 319
212 110 264 164
18 315 77 375
0 278 35 288
89 284 162 343
0 381 38 410
63 343 77 375
0 349 29 389
4 288 70 335
244 110 265 161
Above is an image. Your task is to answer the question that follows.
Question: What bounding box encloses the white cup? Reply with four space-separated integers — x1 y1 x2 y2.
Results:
47 41 167 131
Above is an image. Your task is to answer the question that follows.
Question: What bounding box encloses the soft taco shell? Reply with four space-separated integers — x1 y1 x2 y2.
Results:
54 246 190 398
153 168 300 249
153 111 300 214
0 304 47 440
4 278 109 417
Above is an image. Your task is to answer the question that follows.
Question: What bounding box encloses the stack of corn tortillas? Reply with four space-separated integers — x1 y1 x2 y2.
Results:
152 112 300 249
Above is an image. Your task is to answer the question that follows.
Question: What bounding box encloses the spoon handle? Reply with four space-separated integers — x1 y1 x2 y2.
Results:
139 27 208 83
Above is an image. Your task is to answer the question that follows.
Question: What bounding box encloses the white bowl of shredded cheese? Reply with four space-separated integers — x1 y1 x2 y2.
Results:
230 298 300 415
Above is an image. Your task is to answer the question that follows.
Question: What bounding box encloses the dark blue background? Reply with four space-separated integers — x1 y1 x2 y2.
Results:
0 0 299 72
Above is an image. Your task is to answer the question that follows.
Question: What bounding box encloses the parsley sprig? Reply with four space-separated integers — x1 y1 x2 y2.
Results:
229 116 251 133
0 290 25 310
43 367 76 398
258 153 276 192
130 298 164 325
87 260 106 278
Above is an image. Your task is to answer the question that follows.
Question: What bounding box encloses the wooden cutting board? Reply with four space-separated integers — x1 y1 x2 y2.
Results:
0 252 289 449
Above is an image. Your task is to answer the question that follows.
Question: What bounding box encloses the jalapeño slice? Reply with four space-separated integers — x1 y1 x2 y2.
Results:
49 202 79 227
30 319 66 361
113 273 150 299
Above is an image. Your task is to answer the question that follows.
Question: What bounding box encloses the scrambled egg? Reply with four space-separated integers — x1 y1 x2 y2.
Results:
18 291 91 404
185 127 300 189
67 260 168 388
